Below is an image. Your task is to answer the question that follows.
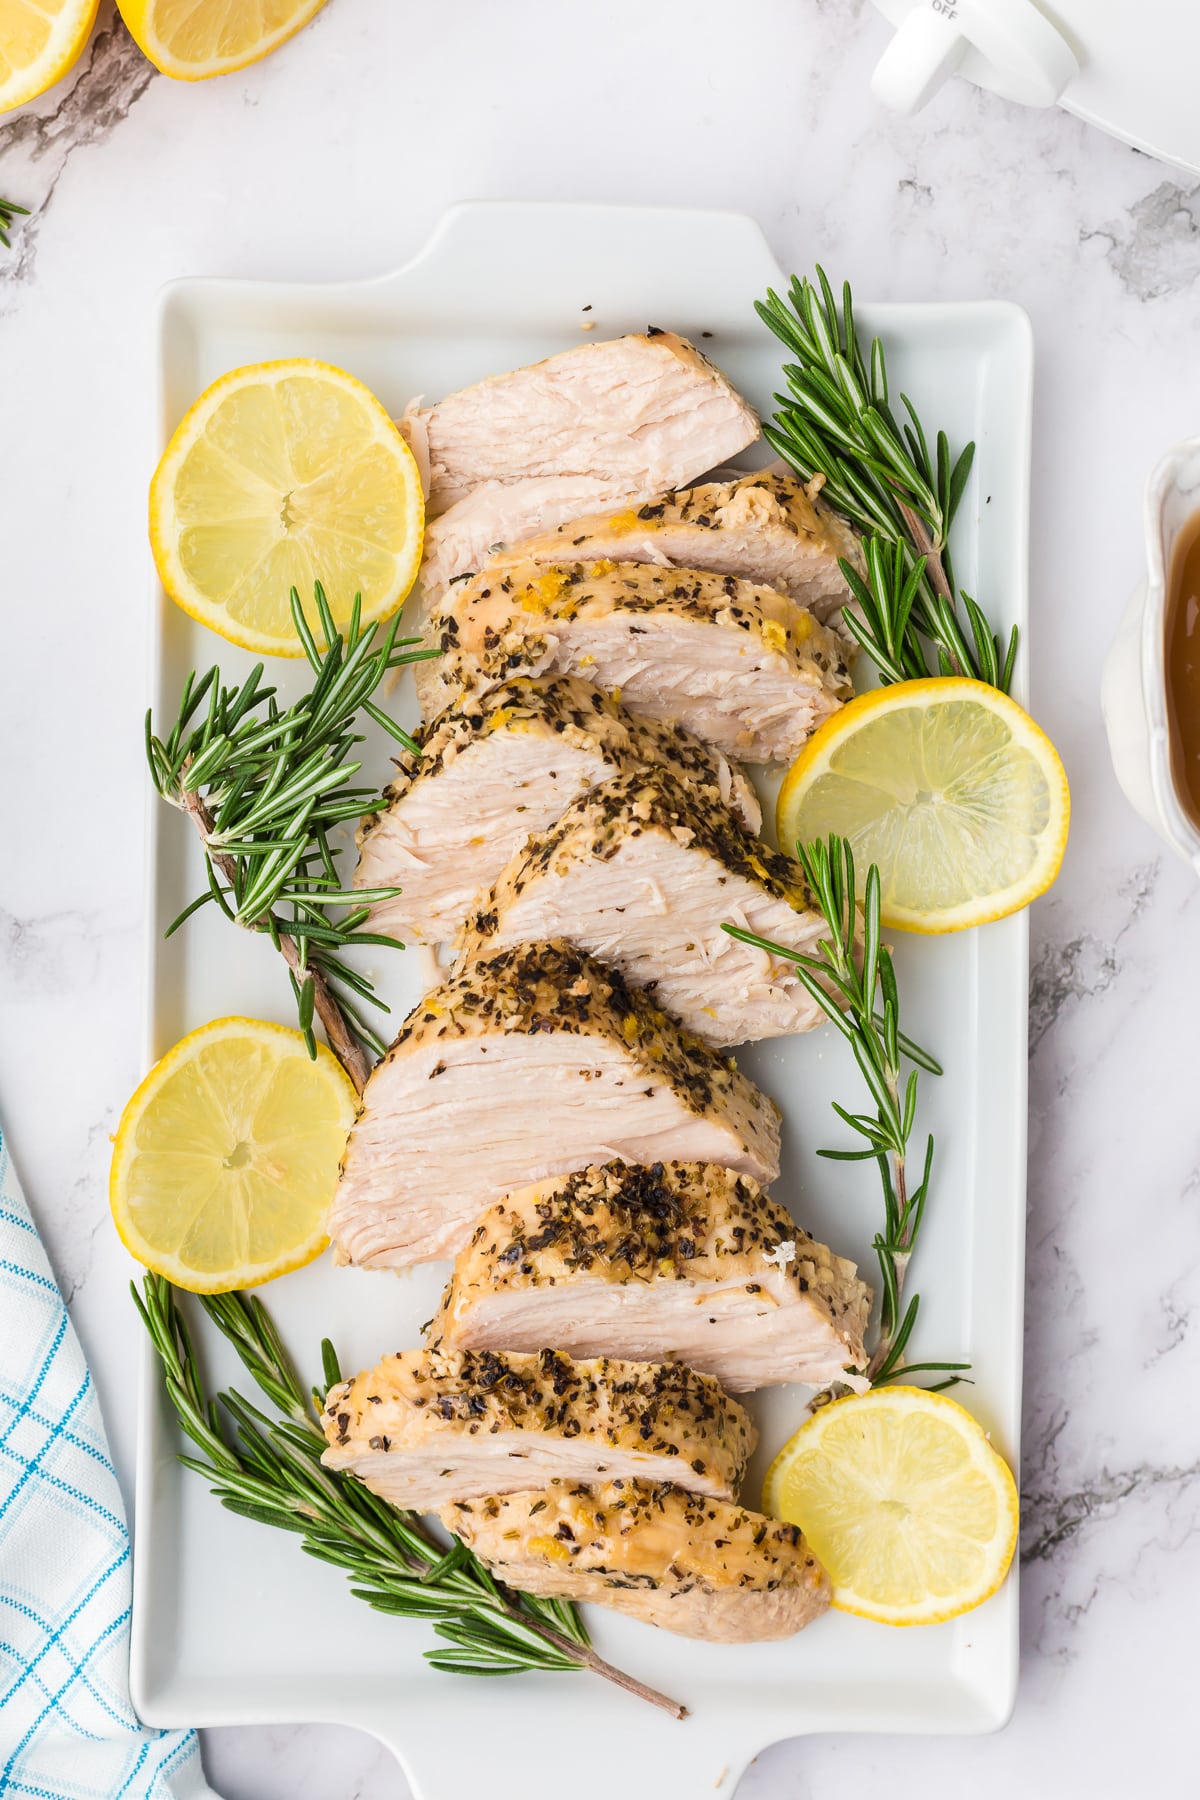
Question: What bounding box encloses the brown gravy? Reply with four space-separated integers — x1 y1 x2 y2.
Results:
1167 514 1200 826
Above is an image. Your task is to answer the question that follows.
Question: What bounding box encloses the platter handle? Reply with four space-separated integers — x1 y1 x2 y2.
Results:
370 1702 763 1800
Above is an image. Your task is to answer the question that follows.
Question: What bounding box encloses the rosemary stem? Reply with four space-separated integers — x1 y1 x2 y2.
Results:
149 586 425 1072
723 834 965 1395
866 1024 908 1380
178 778 370 1093
758 270 1015 692
894 497 958 614
489 1600 687 1718
274 931 370 1094
137 1277 685 1715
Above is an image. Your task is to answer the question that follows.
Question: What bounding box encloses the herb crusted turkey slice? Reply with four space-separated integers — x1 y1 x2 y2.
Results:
407 329 760 619
418 474 647 620
486 468 864 628
320 1348 754 1510
430 1161 871 1393
444 1480 831 1643
417 559 853 762
328 942 782 1270
354 675 760 946
456 764 841 1048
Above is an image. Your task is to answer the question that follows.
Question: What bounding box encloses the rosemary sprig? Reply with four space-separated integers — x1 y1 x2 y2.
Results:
0 195 28 249
757 270 1018 693
147 584 432 1088
725 834 968 1389
133 1274 685 1717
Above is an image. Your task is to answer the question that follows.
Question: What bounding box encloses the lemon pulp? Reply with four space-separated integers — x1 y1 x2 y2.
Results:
763 1386 1019 1626
0 0 99 113
149 359 424 656
776 677 1069 932
111 1016 358 1292
117 0 328 80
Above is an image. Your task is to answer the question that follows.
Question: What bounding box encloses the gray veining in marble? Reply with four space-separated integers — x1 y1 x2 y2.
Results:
1084 179 1200 304
0 14 154 295
1027 858 1160 1049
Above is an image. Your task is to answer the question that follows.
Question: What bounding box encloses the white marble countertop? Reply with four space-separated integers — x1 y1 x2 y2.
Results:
2 1 1198 1794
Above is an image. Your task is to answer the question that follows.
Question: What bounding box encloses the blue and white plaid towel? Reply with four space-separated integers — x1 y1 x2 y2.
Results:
0 1123 213 1798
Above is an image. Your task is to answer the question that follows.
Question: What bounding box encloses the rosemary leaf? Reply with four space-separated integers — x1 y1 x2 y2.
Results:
0 194 29 250
723 833 966 1392
135 1275 686 1716
757 270 1018 693
146 583 425 1079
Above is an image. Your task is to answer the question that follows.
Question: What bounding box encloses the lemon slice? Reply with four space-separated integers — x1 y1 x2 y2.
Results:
117 0 327 80
776 676 1069 932
763 1387 1018 1626
149 359 424 656
111 1016 358 1293
0 0 98 113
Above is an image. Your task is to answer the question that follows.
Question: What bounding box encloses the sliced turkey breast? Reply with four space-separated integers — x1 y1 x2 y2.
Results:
417 560 853 760
354 676 760 945
431 1161 871 1393
485 470 863 627
320 1348 754 1510
444 1480 830 1643
418 475 648 621
328 942 782 1270
456 765 838 1048
402 331 758 517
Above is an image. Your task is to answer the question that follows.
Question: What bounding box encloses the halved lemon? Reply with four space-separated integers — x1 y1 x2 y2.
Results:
117 0 328 80
111 1016 358 1293
763 1387 1019 1626
0 0 99 114
149 359 424 656
776 677 1069 932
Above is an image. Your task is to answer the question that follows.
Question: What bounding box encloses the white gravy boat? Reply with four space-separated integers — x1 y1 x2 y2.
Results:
1101 441 1200 872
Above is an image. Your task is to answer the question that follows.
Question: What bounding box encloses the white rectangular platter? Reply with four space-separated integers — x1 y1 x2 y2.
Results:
131 202 1032 1800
